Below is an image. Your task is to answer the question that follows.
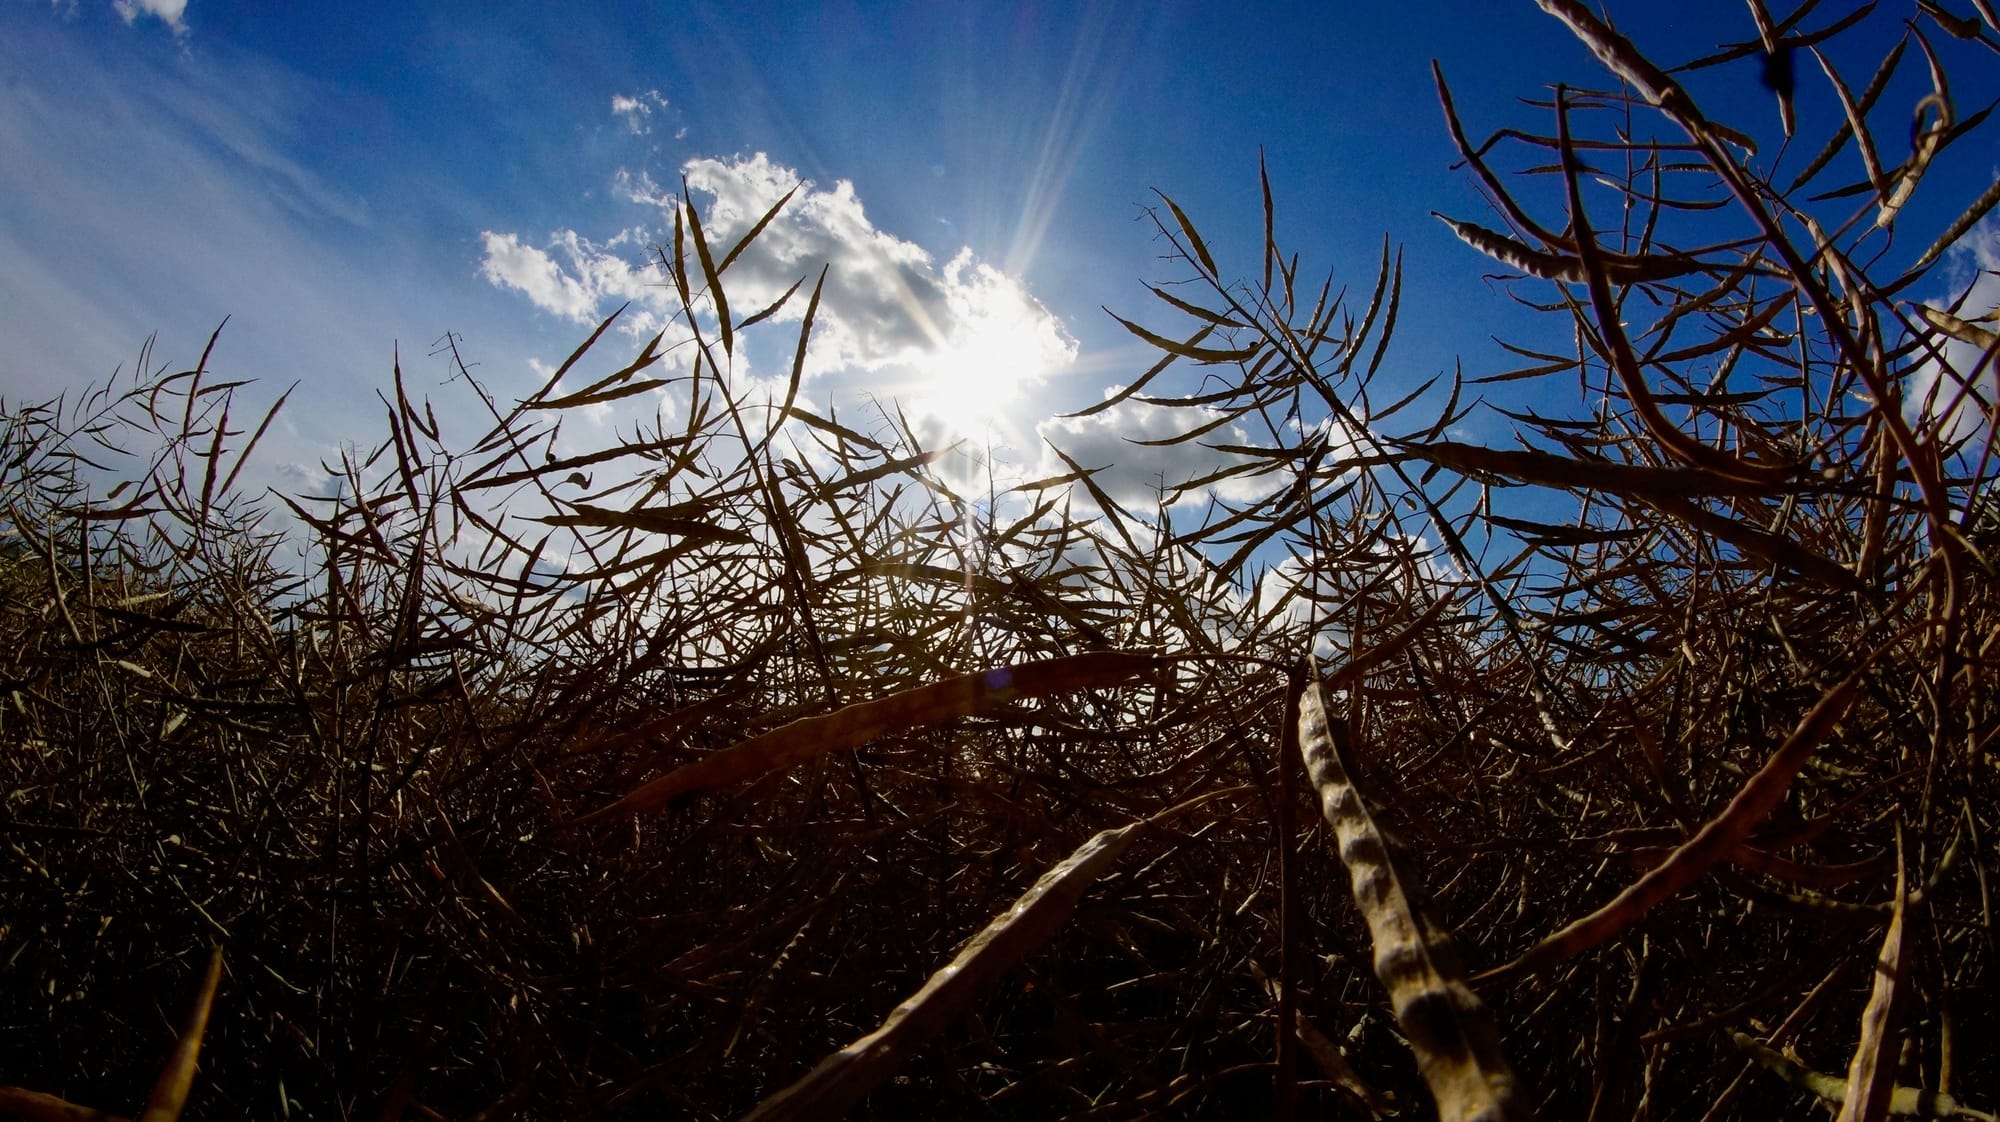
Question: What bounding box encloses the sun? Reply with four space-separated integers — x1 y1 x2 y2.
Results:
908 253 1077 444
916 324 1044 440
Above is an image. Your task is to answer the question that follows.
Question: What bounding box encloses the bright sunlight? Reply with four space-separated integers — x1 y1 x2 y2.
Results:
907 251 1077 442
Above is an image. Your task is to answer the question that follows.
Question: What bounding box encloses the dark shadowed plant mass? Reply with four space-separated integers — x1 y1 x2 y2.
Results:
3 2 1998 1119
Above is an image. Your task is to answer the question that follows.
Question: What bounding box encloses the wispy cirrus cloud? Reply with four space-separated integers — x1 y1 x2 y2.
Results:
610 89 674 136
0 11 585 508
112 0 187 33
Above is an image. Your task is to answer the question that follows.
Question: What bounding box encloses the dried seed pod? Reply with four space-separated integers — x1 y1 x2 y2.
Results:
1297 670 1524 1122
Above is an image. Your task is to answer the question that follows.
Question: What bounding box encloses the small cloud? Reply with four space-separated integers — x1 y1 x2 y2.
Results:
112 0 187 33
612 168 673 210
609 95 650 129
610 89 670 135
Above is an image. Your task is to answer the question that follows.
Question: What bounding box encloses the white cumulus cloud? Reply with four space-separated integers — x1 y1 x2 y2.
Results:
1907 220 2000 452
477 232 598 322
478 151 1077 401
675 151 958 372
1035 396 1284 515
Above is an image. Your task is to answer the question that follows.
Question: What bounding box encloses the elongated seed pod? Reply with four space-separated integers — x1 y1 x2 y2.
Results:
1297 672 1525 1122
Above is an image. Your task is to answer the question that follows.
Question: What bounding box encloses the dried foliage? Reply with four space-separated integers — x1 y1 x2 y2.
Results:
4 2 1999 1120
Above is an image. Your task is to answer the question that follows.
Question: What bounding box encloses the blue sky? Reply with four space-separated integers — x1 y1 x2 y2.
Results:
3 0 1996 513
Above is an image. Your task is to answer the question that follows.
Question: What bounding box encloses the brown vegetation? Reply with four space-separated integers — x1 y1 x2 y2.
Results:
3 2 1998 1118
